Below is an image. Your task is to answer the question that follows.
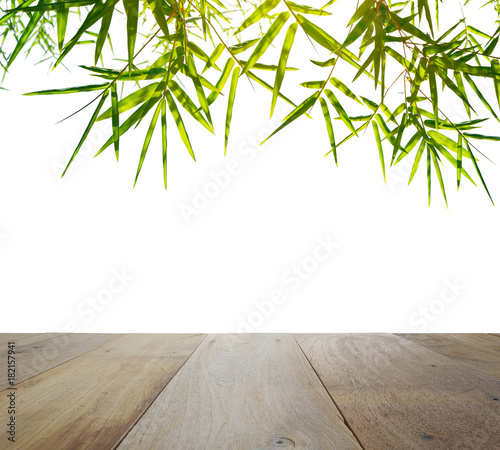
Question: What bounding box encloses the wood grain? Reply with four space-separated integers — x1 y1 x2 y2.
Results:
0 334 205 449
118 333 362 450
295 333 500 450
0 333 123 391
396 333 500 379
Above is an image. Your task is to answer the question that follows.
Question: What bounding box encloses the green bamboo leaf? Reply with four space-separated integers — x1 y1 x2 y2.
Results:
145 0 170 38
297 14 361 70
430 145 448 207
247 70 304 112
455 71 471 119
95 8 113 65
466 141 494 204
166 91 195 161
388 10 434 43
95 101 157 156
241 11 290 75
324 89 357 136
427 144 431 205
123 0 139 75
462 132 500 141
161 98 168 189
491 59 500 110
457 134 462 189
187 52 212 125
408 139 426 184
463 73 500 122
111 83 119 161
428 65 439 130
55 0 118 68
301 81 325 89
348 0 376 26
330 77 362 104
203 44 223 73
97 82 159 121
288 1 331 15
484 35 499 56
24 83 109 95
239 61 297 71
62 90 109 177
56 7 69 52
229 39 259 54
225 66 240 155
0 0 37 24
6 0 47 68
319 97 337 165
234 0 281 34
134 99 162 187
262 93 317 144
390 113 407 165
434 65 475 113
343 8 377 48
372 121 386 182
169 80 214 133
207 59 235 105
271 22 298 117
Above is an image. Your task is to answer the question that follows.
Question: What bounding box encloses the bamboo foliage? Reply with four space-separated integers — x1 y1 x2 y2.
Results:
1 0 499 203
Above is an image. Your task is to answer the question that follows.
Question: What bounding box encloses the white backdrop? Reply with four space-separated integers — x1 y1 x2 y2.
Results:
0 1 499 332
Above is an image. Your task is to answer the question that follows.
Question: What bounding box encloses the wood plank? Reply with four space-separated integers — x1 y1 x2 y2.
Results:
118 333 362 449
295 333 500 449
0 333 123 391
396 333 500 379
0 334 205 449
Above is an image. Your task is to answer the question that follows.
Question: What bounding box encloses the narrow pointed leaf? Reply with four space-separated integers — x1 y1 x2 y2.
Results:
161 98 167 189
372 121 386 181
111 83 119 161
225 66 240 155
166 91 195 161
324 89 357 136
241 11 290 75
56 7 69 52
234 0 281 34
319 97 337 165
123 0 139 75
134 99 162 187
62 90 109 177
271 22 298 117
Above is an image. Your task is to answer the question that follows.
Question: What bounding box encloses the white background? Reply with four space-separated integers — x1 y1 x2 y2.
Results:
0 0 498 333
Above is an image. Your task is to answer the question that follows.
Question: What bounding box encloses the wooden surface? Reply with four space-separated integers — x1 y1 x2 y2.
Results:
118 334 361 449
295 333 500 449
0 333 122 391
0 333 499 449
396 333 500 379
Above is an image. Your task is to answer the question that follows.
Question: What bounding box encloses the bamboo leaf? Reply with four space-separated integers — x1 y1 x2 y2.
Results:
166 90 195 161
466 141 494 204
225 66 240 155
25 83 108 95
271 22 298 117
262 94 317 144
98 82 159 120
123 0 139 75
329 77 362 104
161 98 167 189
134 99 162 187
56 7 69 52
319 97 337 165
234 0 281 34
457 134 462 189
324 89 357 136
241 11 290 75
111 83 119 161
288 1 331 15
95 9 113 65
408 139 426 184
62 90 109 177
146 0 170 38
430 145 448 207
187 52 212 125
372 121 386 182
